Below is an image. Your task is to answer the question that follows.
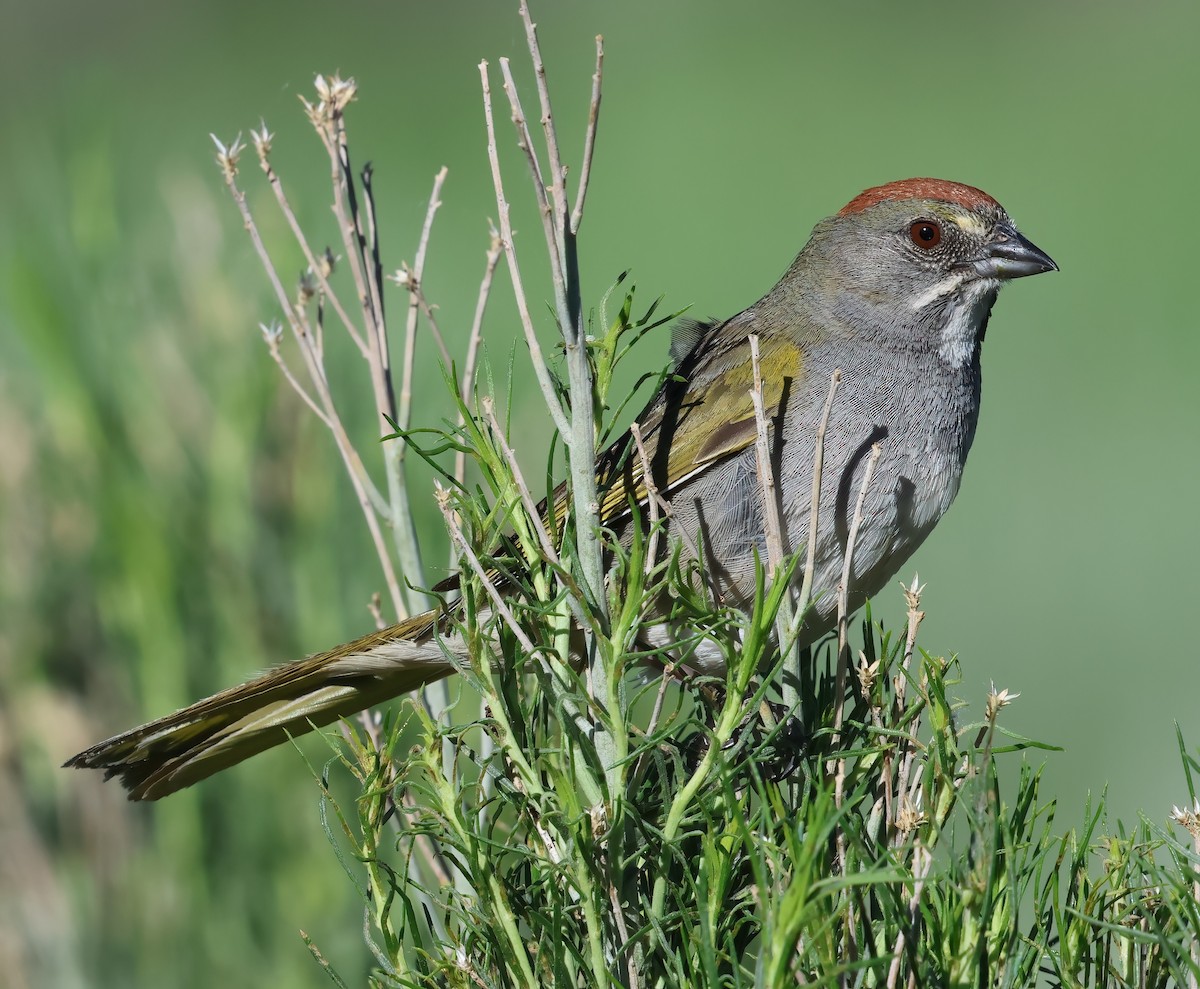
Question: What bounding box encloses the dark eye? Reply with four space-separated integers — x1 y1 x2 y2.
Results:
909 220 942 249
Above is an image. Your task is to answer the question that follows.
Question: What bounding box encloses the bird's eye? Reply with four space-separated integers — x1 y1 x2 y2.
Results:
909 220 942 249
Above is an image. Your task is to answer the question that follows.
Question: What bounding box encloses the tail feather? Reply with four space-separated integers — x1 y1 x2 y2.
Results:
65 609 455 800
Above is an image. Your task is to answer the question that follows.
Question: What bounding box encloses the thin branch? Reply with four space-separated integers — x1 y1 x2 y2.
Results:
497 58 547 193
748 335 787 577
437 485 537 656
794 369 840 622
643 661 674 750
217 148 320 371
262 328 332 427
782 368 840 715
254 130 369 358
498 58 568 324
454 226 503 487
482 397 560 568
628 423 662 577
478 59 570 437
749 335 805 733
892 577 926 843
570 36 604 234
462 226 502 404
518 0 569 264
831 442 881 875
630 422 701 565
336 119 388 374
313 293 327 365
399 167 449 435
609 882 639 989
358 161 389 354
886 842 932 989
894 575 925 713
376 171 451 619
835 441 882 731
479 397 591 637
311 105 392 427
307 100 407 570
366 592 386 630
409 286 451 369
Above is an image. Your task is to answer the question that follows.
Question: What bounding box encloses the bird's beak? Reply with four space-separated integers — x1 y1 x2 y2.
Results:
974 222 1058 280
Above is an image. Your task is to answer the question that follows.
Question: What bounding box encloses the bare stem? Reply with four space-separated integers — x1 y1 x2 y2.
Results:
478 60 570 437
794 369 840 621
255 140 369 358
748 335 787 578
749 334 804 731
832 441 881 895
891 577 926 841
570 37 604 235
518 0 568 274
498 56 571 359
262 329 332 426
628 423 662 577
398 167 449 436
1191 829 1200 989
315 113 392 431
784 369 841 715
453 227 503 488
482 397 560 569
437 485 537 656
886 842 932 989
352 151 388 380
835 442 881 734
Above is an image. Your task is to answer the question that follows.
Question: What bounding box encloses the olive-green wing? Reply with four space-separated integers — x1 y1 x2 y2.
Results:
594 327 806 524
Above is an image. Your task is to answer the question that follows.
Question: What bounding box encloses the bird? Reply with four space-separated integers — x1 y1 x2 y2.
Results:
66 178 1057 800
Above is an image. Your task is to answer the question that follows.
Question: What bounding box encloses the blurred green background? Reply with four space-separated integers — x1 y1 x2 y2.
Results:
2 1 1197 985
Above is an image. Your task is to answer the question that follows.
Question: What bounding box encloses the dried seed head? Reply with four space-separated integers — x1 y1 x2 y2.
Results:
210 133 245 183
986 682 1020 722
896 796 928 835
251 121 273 162
313 73 357 114
901 573 925 612
297 269 317 306
318 247 336 279
856 651 880 694
1170 800 1200 839
589 802 608 838
259 320 284 345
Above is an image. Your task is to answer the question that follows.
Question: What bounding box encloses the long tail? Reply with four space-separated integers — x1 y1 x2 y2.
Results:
65 609 456 800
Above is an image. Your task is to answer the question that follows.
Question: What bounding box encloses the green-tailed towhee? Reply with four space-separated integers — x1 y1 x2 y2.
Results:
67 178 1056 799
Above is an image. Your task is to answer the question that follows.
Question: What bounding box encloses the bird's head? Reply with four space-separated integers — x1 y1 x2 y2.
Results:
772 178 1057 365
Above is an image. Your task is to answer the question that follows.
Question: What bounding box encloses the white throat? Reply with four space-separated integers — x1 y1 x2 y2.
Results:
911 274 999 369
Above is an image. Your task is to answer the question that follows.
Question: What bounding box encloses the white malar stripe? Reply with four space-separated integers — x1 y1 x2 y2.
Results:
910 270 970 311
